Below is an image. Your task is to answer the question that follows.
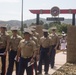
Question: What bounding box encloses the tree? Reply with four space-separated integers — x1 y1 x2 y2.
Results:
44 23 49 29
39 20 44 25
31 23 36 25
23 23 27 28
48 21 61 28
58 23 71 33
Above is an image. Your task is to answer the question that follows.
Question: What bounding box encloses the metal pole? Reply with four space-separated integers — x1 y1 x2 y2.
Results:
72 14 75 26
21 0 23 32
36 14 39 25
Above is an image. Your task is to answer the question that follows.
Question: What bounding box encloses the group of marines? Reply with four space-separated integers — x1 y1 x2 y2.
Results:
0 24 59 75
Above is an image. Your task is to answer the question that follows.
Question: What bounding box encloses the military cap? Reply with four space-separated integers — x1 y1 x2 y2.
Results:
42 29 48 32
28 27 35 31
30 26 36 29
11 26 20 31
62 31 65 34
50 27 57 30
62 34 66 36
23 28 32 35
0 24 8 28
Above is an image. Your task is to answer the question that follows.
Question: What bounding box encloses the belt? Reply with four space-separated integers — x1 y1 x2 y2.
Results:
22 56 32 59
11 50 17 52
41 46 49 49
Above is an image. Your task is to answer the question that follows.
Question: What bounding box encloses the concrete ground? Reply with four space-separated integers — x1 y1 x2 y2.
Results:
12 51 66 75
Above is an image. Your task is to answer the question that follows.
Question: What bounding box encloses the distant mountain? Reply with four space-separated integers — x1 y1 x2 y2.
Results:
7 20 21 27
24 18 47 26
0 20 21 27
62 19 72 24
0 18 75 28
24 18 76 25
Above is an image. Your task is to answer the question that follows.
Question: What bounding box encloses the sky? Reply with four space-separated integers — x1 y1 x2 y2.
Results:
0 0 76 21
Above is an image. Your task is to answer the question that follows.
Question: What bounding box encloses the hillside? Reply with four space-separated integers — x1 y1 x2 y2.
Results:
0 18 75 27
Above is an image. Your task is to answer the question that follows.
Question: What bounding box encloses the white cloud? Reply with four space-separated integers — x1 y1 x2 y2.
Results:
0 0 20 3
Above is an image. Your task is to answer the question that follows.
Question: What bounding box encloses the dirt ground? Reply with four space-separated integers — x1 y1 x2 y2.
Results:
52 63 76 75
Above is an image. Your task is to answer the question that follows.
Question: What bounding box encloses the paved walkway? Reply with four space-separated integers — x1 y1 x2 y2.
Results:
12 51 66 75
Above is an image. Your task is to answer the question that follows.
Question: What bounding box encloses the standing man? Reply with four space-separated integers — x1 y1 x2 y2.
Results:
31 32 40 75
30 26 40 43
60 33 67 53
29 27 40 75
38 29 52 75
50 27 60 68
6 27 22 75
0 24 10 75
17 28 37 75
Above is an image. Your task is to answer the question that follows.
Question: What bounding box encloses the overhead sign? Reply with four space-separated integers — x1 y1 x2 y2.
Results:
46 17 64 21
51 6 60 16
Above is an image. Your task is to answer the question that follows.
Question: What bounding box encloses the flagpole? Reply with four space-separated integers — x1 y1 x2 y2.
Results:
21 0 23 33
